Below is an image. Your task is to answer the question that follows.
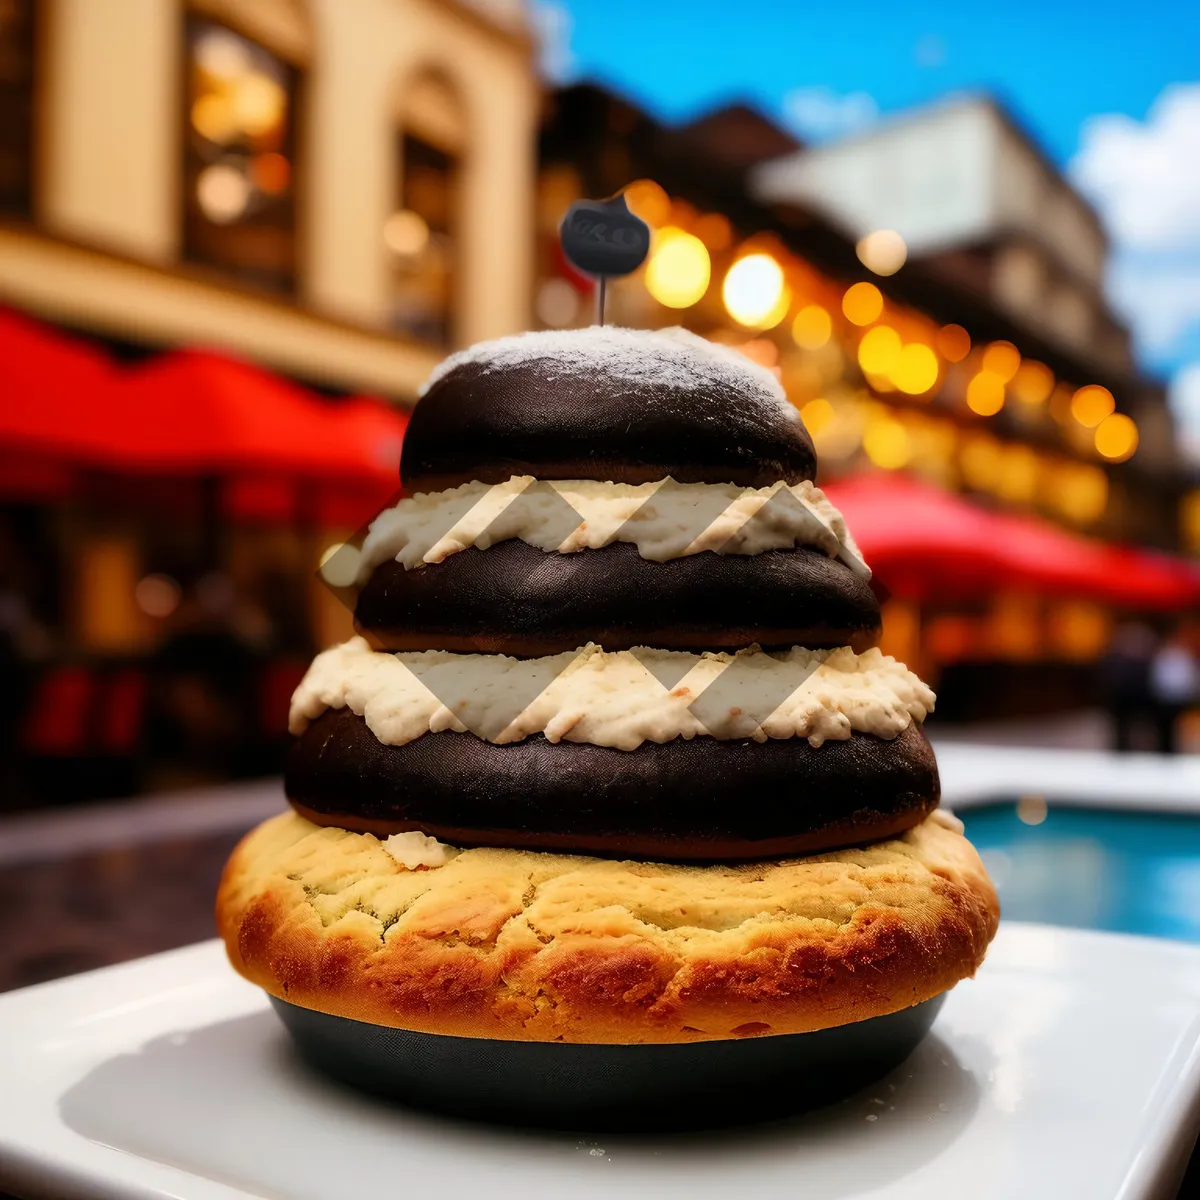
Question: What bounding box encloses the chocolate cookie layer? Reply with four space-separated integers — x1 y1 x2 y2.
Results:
285 708 938 860
355 540 881 655
402 341 816 492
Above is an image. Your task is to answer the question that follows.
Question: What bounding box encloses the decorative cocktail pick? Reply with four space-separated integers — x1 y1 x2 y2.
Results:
559 192 651 325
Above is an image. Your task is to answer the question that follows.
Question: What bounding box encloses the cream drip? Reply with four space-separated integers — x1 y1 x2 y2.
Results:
349 476 869 585
290 637 933 751
383 830 460 869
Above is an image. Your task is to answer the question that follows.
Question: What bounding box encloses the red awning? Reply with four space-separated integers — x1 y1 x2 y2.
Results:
0 310 408 518
116 350 406 482
0 308 121 465
824 472 1200 611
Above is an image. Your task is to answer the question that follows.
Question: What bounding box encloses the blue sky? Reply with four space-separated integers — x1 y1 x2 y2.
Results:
543 0 1196 165
535 0 1200 451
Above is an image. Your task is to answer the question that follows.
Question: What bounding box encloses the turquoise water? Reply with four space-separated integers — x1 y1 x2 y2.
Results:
959 805 1200 943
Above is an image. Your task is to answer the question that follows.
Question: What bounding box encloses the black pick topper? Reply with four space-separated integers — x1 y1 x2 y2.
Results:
559 192 651 324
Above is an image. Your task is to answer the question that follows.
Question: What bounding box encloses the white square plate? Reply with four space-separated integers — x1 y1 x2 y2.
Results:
2 923 1200 1200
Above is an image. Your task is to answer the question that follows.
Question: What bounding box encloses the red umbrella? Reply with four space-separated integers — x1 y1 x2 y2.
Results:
825 472 1200 611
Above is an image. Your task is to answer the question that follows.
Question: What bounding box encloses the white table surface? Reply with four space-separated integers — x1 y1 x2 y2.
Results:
933 741 1200 813
2 923 1200 1200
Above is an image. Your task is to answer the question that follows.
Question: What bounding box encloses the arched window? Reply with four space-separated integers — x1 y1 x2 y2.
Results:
0 0 36 215
182 4 310 293
387 69 465 346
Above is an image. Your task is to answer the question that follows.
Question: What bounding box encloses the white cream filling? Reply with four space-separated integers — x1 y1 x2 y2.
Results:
290 637 933 751
383 830 460 869
346 476 869 586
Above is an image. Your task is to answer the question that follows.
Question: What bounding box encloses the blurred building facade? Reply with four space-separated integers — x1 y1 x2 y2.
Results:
536 83 1195 720
0 8 1195 808
756 98 1129 374
0 0 537 395
0 0 539 806
753 97 1183 535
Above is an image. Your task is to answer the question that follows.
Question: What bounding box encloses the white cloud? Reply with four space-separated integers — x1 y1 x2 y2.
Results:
1071 85 1200 251
1104 251 1200 356
1170 362 1200 461
530 2 576 84
1069 83 1200 455
782 86 878 144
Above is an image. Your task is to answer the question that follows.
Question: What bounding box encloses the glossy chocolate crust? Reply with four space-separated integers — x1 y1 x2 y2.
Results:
401 359 817 492
285 708 939 861
355 540 882 655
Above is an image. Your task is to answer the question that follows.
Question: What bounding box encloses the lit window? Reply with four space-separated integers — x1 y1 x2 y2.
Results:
183 18 299 293
389 133 457 345
0 0 35 215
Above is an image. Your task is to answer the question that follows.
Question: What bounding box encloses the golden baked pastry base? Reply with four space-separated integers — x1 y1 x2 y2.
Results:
217 811 998 1045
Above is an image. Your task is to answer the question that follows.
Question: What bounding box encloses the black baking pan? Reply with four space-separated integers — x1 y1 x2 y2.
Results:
270 992 945 1131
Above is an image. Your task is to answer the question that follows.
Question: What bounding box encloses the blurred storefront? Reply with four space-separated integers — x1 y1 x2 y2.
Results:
1 5 1197 810
0 0 539 807
0 0 536 377
536 83 1199 721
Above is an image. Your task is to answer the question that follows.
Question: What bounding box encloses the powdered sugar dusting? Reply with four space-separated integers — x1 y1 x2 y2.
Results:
419 326 795 419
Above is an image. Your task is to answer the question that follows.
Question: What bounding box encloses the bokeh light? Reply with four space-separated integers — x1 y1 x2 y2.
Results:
191 93 236 143
734 338 780 369
1048 600 1112 660
960 432 1003 492
1051 462 1109 524
251 151 290 194
723 253 787 327
995 443 1039 504
383 209 430 257
791 304 832 349
856 229 907 276
196 164 250 223
1071 384 1116 428
893 343 939 395
863 410 911 469
1010 360 1054 405
799 397 834 434
231 73 285 137
857 326 901 375
966 372 1005 416
692 211 733 251
196 28 251 79
1094 412 1138 461
981 341 1021 382
644 227 710 308
935 324 971 362
811 395 865 459
1017 795 1048 826
842 281 883 326
135 574 181 619
622 179 671 227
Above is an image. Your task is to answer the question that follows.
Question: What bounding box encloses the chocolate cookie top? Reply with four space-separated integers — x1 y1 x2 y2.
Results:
400 326 817 492
286 709 940 861
355 541 882 656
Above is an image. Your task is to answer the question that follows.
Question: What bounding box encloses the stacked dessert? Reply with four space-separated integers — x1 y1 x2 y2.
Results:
217 326 997 1052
